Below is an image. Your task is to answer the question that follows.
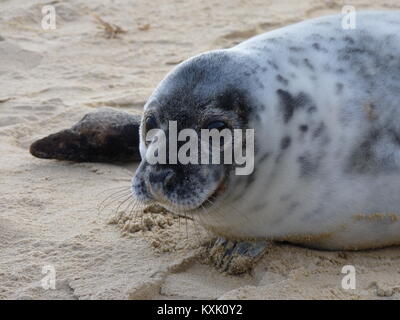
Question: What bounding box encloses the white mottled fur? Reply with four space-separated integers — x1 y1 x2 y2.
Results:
137 11 400 250
196 11 400 249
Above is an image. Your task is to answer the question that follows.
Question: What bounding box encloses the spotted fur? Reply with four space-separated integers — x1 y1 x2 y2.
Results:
132 11 400 250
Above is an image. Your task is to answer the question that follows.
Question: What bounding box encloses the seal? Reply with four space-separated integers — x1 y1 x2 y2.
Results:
31 12 400 262
30 107 141 162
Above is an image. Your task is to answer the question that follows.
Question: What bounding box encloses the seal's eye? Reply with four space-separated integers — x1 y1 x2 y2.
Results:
143 115 158 146
206 121 228 131
144 115 158 133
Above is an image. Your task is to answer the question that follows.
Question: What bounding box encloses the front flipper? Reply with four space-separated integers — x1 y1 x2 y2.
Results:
30 107 142 162
208 237 269 275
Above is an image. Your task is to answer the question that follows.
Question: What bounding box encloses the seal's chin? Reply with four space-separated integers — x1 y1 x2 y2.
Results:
153 178 227 215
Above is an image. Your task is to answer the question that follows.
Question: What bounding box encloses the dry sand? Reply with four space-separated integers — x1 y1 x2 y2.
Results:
1 0 400 300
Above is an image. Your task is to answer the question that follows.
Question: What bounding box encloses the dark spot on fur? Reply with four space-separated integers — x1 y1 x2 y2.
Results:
259 152 270 163
312 42 328 52
268 37 282 44
299 125 308 132
312 122 326 139
389 129 400 145
312 43 320 50
276 90 294 123
281 136 291 150
276 75 289 86
254 113 261 122
346 129 381 173
303 58 314 70
310 33 323 41
298 153 320 177
289 46 304 52
267 60 279 70
276 90 313 123
289 201 299 210
255 78 265 89
343 36 355 45
215 87 251 125
307 106 317 113
347 128 400 173
336 83 344 94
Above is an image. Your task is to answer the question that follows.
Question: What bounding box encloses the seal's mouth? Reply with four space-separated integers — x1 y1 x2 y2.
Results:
151 176 227 215
182 176 227 214
200 179 226 209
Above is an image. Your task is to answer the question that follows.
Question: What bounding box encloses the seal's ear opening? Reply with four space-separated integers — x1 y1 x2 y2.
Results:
29 108 142 163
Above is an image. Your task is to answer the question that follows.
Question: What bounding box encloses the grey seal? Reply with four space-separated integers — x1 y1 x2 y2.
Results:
31 12 400 272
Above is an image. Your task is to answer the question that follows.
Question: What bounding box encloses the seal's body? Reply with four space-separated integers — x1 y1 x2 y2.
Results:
222 11 400 249
31 11 400 250
134 11 400 250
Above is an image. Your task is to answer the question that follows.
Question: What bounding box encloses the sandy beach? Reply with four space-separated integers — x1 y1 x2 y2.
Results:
1 0 400 299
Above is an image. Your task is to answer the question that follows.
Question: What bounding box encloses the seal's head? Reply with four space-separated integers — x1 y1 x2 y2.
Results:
132 50 258 216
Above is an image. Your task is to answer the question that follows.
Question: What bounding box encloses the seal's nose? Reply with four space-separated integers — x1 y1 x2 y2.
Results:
148 169 175 190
